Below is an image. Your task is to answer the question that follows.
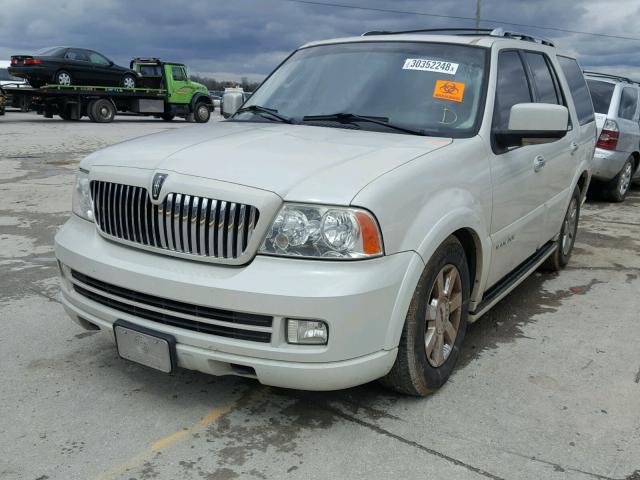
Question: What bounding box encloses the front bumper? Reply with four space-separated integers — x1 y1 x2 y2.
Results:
592 148 630 180
55 215 424 390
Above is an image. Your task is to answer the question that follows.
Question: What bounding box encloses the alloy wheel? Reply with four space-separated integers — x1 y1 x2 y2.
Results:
57 72 71 85
619 162 633 197
123 76 135 89
425 264 463 368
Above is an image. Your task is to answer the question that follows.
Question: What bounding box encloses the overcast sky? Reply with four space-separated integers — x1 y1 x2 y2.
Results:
1 0 640 81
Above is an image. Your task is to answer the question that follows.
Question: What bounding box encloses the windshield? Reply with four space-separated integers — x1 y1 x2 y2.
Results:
586 80 615 114
35 47 66 57
237 41 488 137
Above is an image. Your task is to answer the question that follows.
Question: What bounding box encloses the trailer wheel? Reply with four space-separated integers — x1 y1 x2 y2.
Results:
87 100 98 122
91 99 115 123
194 102 211 123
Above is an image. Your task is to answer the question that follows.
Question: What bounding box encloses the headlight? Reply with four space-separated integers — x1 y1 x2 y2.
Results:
259 203 383 259
72 169 94 222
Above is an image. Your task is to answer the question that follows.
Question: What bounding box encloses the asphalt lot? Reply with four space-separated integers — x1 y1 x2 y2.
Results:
1 111 639 480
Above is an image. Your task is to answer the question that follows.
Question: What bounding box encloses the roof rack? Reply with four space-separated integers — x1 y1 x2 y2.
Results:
583 71 639 84
361 27 555 47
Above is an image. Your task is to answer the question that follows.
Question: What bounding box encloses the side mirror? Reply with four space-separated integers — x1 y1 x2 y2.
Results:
495 103 568 148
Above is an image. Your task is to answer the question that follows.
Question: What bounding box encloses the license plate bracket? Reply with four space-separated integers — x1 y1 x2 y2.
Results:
114 320 177 374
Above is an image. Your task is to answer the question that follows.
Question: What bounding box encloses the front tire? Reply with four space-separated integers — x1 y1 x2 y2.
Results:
55 70 72 86
542 185 580 271
381 236 470 396
161 113 175 121
605 157 634 202
194 101 211 123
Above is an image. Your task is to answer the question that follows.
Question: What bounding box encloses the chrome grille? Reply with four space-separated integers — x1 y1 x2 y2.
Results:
90 181 259 259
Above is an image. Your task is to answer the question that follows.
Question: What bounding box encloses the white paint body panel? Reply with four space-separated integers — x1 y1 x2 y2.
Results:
55 35 596 390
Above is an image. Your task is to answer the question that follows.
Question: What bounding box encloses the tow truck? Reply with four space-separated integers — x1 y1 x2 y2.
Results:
0 58 213 123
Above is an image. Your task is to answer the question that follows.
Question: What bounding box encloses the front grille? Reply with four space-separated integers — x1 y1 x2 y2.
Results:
71 270 272 343
90 181 259 260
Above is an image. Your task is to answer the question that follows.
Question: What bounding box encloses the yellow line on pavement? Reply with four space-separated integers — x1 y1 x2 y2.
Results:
150 429 191 451
95 401 236 480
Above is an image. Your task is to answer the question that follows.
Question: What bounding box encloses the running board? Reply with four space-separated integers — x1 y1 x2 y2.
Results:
468 241 556 322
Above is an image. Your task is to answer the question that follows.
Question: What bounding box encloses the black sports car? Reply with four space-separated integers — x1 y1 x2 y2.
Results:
8 47 138 89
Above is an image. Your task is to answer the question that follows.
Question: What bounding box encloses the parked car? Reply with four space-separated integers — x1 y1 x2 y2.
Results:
55 28 594 396
8 47 138 89
585 72 640 201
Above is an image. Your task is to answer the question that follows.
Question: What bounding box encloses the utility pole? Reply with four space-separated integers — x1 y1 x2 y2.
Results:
475 0 481 30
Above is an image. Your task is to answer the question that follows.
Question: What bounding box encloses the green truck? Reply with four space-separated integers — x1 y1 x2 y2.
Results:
2 58 213 123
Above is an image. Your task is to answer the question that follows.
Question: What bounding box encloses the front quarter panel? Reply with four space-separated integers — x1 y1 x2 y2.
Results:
352 136 493 312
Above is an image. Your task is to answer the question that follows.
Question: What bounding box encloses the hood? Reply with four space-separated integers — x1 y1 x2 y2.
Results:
82 122 452 204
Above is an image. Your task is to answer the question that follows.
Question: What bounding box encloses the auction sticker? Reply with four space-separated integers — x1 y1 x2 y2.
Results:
433 80 465 103
402 58 459 75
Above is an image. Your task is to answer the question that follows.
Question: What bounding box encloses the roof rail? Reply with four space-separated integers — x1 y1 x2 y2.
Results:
583 70 638 84
361 27 555 47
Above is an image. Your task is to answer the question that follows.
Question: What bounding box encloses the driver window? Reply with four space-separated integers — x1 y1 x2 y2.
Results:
172 66 186 81
493 51 532 131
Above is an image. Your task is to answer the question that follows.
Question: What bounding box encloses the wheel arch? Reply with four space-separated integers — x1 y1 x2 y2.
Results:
576 169 590 202
190 93 213 111
53 69 72 83
382 213 491 351
630 151 639 174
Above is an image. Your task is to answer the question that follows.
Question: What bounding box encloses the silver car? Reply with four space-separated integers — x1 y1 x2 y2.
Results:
586 72 640 201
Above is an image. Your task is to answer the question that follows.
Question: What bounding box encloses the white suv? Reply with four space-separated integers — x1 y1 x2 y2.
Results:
55 28 595 396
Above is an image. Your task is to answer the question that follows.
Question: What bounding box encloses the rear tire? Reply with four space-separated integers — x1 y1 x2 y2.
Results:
605 157 634 202
161 113 175 121
55 70 73 86
122 74 136 89
194 101 211 123
381 236 470 396
542 185 580 271
91 99 115 123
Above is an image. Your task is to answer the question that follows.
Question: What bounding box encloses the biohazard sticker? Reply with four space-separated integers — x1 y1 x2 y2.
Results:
402 58 459 74
433 80 465 103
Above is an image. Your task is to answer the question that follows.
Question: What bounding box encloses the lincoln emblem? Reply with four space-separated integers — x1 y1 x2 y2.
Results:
151 173 167 200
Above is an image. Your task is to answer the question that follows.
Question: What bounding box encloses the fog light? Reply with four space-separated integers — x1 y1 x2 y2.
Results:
286 319 328 345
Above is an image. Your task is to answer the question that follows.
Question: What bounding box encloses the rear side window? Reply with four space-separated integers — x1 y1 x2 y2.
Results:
493 51 532 131
587 80 615 114
525 52 560 104
557 56 595 125
618 87 638 120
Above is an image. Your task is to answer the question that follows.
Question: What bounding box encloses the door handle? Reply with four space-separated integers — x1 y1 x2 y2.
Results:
570 142 579 154
533 155 546 172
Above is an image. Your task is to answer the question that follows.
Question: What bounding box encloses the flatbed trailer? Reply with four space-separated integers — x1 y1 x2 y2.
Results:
0 58 213 123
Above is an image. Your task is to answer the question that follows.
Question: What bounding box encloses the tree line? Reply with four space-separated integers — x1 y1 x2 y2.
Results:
190 74 262 92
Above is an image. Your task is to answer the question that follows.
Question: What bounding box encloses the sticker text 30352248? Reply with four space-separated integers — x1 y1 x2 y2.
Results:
402 58 459 75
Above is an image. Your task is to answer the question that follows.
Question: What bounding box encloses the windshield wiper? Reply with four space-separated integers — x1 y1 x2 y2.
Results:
235 105 294 124
302 112 427 136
